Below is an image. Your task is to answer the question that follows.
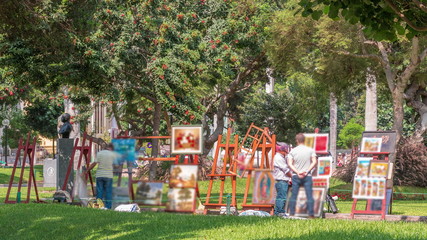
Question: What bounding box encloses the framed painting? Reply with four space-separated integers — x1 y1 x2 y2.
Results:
369 161 389 178
112 187 130 209
303 134 315 149
166 188 196 212
171 125 203 154
312 177 329 188
135 182 164 205
317 156 332 177
112 138 137 164
169 165 198 188
286 187 326 217
362 131 397 153
314 134 329 152
355 157 372 177
360 137 382 153
352 177 362 198
252 171 276 204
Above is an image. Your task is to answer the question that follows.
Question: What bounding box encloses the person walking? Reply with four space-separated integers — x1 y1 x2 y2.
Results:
87 143 120 209
273 142 292 216
287 133 317 218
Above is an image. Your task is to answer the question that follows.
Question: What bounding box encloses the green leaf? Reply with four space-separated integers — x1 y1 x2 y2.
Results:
311 10 323 21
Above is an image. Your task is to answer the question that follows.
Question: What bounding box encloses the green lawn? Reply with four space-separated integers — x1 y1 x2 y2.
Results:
0 204 426 240
0 165 44 184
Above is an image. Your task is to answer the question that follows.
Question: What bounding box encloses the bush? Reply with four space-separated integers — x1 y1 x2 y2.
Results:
394 137 427 187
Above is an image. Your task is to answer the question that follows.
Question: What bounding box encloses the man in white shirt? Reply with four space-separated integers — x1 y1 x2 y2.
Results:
273 142 292 216
287 133 317 218
87 143 120 209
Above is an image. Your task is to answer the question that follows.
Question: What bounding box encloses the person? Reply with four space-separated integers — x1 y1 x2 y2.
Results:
273 142 292 216
287 133 317 218
87 143 120 209
58 113 73 138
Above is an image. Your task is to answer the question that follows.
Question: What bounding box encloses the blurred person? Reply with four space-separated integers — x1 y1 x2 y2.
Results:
273 142 292 216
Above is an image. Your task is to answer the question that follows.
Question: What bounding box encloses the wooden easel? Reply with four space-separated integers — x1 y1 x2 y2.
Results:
351 152 390 220
203 128 239 214
4 133 40 203
62 132 95 197
240 124 276 214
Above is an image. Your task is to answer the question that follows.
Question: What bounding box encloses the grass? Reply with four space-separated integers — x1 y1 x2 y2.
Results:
0 204 426 240
0 165 43 184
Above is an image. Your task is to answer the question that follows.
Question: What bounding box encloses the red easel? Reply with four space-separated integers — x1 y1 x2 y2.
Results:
4 133 41 203
351 152 390 220
62 132 95 197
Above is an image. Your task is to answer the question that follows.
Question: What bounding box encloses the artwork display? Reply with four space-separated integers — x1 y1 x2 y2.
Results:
166 188 196 212
112 187 130 209
112 138 137 164
303 133 329 152
286 187 326 217
169 165 198 188
312 177 329 188
355 157 372 177
314 135 329 152
135 182 164 205
171 125 203 154
317 157 332 177
353 177 386 199
369 161 389 178
361 137 383 153
252 171 276 204
362 131 397 153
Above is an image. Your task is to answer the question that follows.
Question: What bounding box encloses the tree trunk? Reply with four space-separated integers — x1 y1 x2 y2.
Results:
365 67 377 131
202 97 227 156
329 92 338 169
149 101 162 180
392 86 405 143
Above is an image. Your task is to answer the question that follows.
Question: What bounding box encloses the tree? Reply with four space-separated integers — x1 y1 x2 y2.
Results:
338 118 364 149
296 0 427 41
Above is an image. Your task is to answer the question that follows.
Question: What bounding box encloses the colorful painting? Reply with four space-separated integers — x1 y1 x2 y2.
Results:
252 171 276 204
312 177 329 188
362 131 397 153
355 157 372 177
166 188 196 212
135 182 163 205
353 177 386 199
286 187 326 217
169 165 198 188
303 134 315 148
112 138 137 165
171 125 203 154
314 134 329 152
317 156 332 177
361 137 383 153
369 161 389 178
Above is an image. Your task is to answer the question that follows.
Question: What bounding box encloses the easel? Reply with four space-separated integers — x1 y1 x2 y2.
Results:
350 152 391 220
62 132 95 197
241 124 276 215
4 133 41 203
203 128 239 214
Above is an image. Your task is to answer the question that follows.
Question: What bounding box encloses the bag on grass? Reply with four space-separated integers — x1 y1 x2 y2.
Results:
53 190 72 203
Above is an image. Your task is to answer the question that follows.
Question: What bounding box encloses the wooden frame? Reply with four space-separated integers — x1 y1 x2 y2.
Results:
171 125 203 155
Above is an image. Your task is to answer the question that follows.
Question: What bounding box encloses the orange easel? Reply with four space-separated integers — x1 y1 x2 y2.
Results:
203 128 239 214
240 124 276 215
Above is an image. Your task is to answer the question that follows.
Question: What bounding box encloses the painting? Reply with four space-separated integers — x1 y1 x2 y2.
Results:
317 156 332 177
369 161 389 178
355 157 372 177
314 134 329 152
252 171 276 204
312 177 329 188
171 125 203 154
112 187 130 209
286 187 326 217
361 137 383 153
362 131 397 153
112 138 137 165
135 182 163 205
353 177 386 199
303 134 315 149
166 188 196 212
169 165 198 188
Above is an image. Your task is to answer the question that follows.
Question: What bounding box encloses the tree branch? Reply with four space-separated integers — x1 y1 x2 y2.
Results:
412 0 427 13
384 0 427 31
377 42 396 91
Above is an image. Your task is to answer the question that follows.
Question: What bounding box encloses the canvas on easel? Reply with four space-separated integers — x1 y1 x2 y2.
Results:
252 171 275 205
135 182 164 205
166 188 196 212
286 187 326 217
355 157 372 177
369 161 389 178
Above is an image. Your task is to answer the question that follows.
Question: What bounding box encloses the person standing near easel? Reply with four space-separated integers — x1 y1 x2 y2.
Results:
273 142 292 216
287 133 317 218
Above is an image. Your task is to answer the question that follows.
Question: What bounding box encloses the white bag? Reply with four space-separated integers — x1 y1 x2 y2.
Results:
114 204 140 213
